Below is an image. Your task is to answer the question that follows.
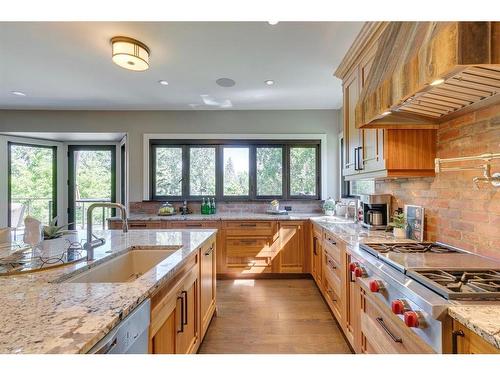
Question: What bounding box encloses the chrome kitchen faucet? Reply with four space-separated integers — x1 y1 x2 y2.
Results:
83 203 128 261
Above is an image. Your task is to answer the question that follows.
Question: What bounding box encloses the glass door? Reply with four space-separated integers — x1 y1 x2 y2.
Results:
8 142 57 231
68 145 116 231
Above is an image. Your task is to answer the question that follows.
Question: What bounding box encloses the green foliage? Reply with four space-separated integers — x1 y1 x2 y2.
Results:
10 144 54 224
155 147 182 196
388 212 406 229
256 148 282 196
189 147 216 195
75 150 112 199
223 156 249 196
42 217 71 239
290 147 316 196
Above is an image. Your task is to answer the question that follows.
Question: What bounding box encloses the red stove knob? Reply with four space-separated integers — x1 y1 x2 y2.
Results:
349 262 359 272
391 299 405 315
369 280 383 293
404 311 420 328
353 266 365 278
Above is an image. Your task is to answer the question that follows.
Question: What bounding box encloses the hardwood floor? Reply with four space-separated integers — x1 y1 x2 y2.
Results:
198 279 352 354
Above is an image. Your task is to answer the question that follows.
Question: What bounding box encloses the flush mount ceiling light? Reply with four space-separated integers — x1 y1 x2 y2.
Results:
11 91 26 96
265 80 275 86
111 36 150 71
268 21 279 25
158 80 169 86
430 78 445 86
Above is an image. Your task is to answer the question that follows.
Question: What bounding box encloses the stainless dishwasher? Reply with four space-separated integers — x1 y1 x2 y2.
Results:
88 299 150 354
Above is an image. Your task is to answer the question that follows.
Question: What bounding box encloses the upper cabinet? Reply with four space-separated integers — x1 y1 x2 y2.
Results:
337 22 500 129
337 22 437 180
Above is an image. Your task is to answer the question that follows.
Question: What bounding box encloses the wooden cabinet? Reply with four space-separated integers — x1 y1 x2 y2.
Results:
344 250 361 352
311 224 323 286
149 254 200 354
339 27 436 181
109 220 164 230
200 240 216 339
168 221 216 229
359 285 434 354
277 221 305 273
451 320 500 354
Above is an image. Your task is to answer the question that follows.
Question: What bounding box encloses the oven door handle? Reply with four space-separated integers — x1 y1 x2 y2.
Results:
376 317 403 343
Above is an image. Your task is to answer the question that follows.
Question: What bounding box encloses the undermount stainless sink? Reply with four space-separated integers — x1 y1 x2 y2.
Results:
65 247 180 283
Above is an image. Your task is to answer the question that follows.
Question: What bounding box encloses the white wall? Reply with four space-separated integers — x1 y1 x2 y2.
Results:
0 110 340 202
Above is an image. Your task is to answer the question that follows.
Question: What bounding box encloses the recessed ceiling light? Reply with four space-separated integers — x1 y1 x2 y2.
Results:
11 91 26 97
268 21 279 25
158 80 169 86
216 78 236 87
430 78 445 86
265 80 275 86
111 36 150 71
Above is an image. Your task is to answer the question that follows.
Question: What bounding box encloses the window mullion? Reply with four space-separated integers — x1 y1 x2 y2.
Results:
182 145 189 199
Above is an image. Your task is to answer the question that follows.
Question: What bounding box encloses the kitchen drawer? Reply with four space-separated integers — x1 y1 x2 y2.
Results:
360 290 434 354
169 221 217 229
128 221 163 229
225 237 273 257
323 251 342 293
323 274 342 323
323 234 342 265
224 221 277 237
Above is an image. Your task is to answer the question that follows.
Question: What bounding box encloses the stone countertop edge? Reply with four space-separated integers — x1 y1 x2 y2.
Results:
447 306 500 350
0 229 217 354
108 212 325 221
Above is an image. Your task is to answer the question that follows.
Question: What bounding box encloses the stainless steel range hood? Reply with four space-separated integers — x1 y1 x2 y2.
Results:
355 22 500 129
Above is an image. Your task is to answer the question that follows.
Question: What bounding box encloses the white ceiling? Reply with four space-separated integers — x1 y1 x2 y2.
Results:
0 22 363 110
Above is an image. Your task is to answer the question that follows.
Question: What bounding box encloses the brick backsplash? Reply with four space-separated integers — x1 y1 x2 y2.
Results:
376 103 500 259
130 200 324 215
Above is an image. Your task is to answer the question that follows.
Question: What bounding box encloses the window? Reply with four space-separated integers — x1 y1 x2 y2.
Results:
154 146 182 197
150 140 320 201
223 147 249 196
8 142 57 227
289 146 317 197
190 147 216 196
256 147 283 197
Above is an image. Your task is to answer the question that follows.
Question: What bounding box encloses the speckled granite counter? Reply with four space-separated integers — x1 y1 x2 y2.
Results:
109 212 325 221
0 229 216 354
448 306 500 349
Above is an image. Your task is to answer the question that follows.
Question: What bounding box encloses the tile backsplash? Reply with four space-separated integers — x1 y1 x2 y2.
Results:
130 200 324 215
376 103 500 259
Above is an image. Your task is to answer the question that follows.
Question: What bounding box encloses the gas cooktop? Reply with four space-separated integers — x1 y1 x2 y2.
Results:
360 242 461 256
407 269 500 300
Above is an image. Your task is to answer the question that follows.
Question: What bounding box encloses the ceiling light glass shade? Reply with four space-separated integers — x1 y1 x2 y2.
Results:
111 37 150 71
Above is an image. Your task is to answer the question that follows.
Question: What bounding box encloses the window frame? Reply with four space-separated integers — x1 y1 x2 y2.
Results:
7 141 58 227
149 139 321 201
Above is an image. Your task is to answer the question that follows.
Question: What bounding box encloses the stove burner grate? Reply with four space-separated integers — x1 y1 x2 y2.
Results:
361 242 461 255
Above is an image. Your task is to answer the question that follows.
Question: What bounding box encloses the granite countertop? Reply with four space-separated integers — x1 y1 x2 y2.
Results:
109 212 326 221
448 305 500 349
0 229 216 354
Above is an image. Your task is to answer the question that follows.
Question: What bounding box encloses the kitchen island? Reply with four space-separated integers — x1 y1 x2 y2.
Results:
0 229 216 354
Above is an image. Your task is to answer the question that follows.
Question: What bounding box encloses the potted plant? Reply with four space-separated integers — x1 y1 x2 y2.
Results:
323 197 335 216
40 218 73 252
388 211 407 239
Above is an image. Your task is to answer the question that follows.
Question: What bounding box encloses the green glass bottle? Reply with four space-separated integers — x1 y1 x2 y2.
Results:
201 198 206 214
211 198 216 214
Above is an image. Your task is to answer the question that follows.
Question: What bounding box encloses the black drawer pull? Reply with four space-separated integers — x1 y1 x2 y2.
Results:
182 291 188 326
185 223 202 227
376 317 402 343
130 223 147 228
452 330 465 354
240 223 257 227
177 295 184 333
204 246 214 256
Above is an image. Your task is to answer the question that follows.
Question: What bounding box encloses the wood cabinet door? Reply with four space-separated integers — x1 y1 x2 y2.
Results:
452 320 500 354
312 234 323 286
343 70 361 177
200 241 216 338
176 268 199 354
345 252 361 352
150 296 178 354
278 222 304 273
